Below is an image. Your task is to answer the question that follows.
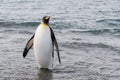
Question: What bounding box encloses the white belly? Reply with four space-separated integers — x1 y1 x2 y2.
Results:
33 25 53 70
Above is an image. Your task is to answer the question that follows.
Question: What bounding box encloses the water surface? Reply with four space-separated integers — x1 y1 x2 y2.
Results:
0 0 120 80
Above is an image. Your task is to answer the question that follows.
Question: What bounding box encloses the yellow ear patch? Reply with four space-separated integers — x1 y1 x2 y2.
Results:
40 22 48 27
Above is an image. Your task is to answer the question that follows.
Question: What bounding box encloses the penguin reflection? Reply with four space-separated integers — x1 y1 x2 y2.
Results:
35 69 53 80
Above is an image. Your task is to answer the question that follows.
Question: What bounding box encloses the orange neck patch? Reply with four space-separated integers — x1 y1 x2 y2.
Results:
40 22 48 27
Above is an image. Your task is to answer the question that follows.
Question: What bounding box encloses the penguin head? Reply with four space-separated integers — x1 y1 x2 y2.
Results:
42 16 50 24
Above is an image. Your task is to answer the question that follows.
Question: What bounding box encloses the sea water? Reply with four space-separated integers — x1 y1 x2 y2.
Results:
0 0 120 80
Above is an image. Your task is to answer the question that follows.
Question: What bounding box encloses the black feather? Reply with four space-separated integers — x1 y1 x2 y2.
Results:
49 25 61 64
23 34 34 58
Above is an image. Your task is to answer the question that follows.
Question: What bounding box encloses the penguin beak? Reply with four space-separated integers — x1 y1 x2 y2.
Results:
45 16 50 20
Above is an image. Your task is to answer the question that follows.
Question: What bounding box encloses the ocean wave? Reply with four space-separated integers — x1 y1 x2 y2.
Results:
60 41 119 52
0 22 40 27
18 30 33 34
0 21 75 30
96 19 120 26
69 28 120 35
97 19 120 22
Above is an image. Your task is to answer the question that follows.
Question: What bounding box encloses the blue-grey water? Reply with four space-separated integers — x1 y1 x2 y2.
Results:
0 0 120 80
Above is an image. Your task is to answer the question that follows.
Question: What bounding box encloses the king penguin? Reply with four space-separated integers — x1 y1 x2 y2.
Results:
23 16 61 70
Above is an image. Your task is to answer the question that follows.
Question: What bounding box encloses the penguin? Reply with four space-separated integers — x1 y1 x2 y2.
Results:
23 16 61 70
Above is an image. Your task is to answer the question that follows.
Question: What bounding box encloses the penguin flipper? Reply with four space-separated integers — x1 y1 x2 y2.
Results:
49 27 61 64
23 34 34 58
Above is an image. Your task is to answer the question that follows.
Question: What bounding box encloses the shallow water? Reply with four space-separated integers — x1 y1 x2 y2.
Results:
0 0 120 80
